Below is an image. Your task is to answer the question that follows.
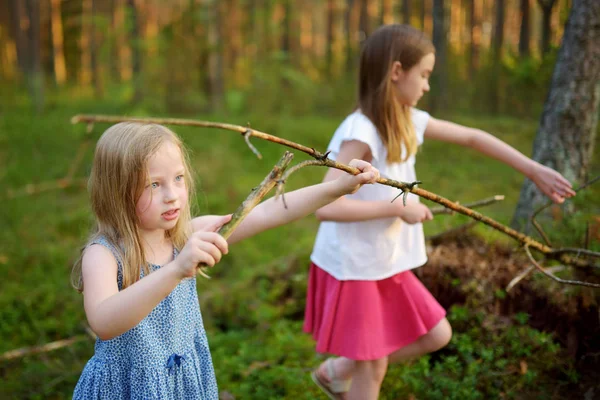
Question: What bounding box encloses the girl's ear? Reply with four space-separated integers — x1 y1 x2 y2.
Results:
390 61 403 83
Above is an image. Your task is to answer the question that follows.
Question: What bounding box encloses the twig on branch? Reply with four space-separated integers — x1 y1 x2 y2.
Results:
0 335 90 361
430 195 505 215
6 178 88 198
523 245 600 288
70 114 599 275
530 175 600 247
506 265 536 292
5 125 95 199
275 159 331 207
197 152 295 278
548 247 600 258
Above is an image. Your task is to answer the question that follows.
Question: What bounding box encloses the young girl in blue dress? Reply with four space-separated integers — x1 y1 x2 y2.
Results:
304 24 575 400
71 122 379 399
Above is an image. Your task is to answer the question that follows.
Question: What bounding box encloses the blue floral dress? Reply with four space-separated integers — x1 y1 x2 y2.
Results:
73 237 219 399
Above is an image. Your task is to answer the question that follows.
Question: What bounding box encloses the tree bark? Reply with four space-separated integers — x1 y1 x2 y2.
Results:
513 0 600 229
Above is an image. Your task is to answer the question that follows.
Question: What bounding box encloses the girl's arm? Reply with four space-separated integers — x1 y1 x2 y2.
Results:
423 117 575 203
226 159 379 244
82 232 227 340
314 140 429 222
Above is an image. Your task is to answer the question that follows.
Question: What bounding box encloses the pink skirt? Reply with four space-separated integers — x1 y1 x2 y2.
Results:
303 263 446 361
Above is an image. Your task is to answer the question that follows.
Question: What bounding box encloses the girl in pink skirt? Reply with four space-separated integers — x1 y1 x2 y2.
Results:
304 24 575 400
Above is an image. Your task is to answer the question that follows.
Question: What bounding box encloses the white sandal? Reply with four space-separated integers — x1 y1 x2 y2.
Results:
310 358 352 399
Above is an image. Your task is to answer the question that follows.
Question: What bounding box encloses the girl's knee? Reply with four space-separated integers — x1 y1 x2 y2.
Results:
424 318 452 352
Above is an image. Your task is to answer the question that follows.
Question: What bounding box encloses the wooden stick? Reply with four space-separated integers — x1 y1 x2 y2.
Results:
197 152 295 277
0 335 90 361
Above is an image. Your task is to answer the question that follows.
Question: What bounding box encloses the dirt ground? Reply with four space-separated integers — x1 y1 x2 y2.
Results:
418 233 600 397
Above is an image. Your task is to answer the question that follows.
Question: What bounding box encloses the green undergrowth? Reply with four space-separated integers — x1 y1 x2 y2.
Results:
1 94 598 398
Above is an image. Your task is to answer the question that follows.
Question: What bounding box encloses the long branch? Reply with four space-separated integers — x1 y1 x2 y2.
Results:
71 114 597 270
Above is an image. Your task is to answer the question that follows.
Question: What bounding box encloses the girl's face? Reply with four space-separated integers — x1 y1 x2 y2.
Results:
391 52 435 106
136 141 188 233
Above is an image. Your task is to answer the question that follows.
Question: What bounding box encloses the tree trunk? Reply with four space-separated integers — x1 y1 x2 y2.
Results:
8 0 27 76
490 0 505 114
512 0 600 229
50 0 66 85
345 0 360 70
519 0 530 57
381 0 393 25
127 0 143 104
90 0 103 98
112 0 131 82
206 0 224 111
467 0 480 79
430 0 446 113
538 0 557 54
14 0 44 112
326 0 335 76
402 0 410 24
359 0 369 37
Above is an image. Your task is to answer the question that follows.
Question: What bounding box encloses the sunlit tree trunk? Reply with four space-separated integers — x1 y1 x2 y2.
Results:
0 4 17 80
430 0 446 113
381 0 393 25
50 0 66 85
519 0 531 57
112 0 131 82
490 0 505 113
513 0 600 228
80 0 92 85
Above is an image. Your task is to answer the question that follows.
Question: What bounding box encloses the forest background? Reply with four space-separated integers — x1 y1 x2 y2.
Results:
1 0 599 399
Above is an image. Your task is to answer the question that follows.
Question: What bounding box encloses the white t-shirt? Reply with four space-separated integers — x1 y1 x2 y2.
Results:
310 108 431 280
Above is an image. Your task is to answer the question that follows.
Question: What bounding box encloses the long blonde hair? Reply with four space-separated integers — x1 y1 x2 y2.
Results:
72 122 196 292
359 24 435 162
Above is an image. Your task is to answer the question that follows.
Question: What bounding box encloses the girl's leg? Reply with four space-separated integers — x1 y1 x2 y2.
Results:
388 318 452 364
346 358 388 400
314 319 451 398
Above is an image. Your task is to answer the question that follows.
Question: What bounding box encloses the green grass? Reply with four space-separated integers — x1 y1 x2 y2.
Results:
1 93 598 399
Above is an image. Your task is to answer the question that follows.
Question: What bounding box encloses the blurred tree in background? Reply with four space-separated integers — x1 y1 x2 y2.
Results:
0 0 575 117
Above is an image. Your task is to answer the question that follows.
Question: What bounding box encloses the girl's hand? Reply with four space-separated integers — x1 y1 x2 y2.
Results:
333 159 380 196
396 202 433 224
530 163 576 203
170 231 229 279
